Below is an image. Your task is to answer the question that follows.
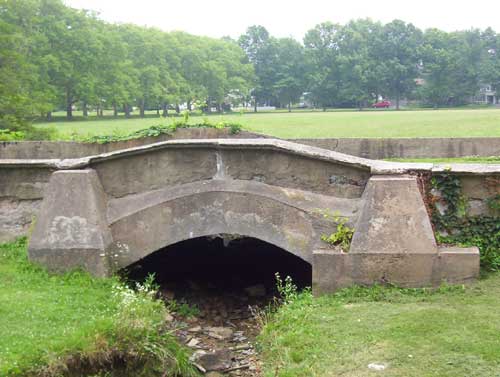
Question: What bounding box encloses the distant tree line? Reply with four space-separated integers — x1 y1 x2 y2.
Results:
1 0 500 132
239 22 500 111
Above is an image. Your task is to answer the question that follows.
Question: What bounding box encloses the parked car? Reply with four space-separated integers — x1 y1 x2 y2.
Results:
372 100 391 108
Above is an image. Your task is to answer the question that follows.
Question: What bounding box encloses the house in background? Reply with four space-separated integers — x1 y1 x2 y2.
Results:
474 84 498 105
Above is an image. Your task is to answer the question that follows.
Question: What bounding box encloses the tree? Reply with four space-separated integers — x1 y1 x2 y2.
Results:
478 28 500 100
304 22 343 109
0 0 54 129
238 26 277 111
419 29 463 107
273 38 307 111
376 20 423 109
336 19 383 109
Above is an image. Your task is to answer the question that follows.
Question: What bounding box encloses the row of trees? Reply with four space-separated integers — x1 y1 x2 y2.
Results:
0 0 254 129
239 21 500 110
1 0 500 131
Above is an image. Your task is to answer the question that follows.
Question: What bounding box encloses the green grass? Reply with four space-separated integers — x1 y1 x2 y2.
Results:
36 108 500 139
0 238 196 377
386 156 500 164
259 277 500 377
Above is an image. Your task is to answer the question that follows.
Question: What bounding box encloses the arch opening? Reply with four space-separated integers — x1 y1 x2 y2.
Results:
123 234 312 301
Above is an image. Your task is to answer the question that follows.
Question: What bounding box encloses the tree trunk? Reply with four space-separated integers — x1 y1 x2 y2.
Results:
139 99 145 118
156 107 160 116
288 102 291 112
162 103 168 117
175 104 180 114
187 100 192 111
124 104 131 118
396 92 400 110
254 98 257 113
46 112 52 121
66 95 73 120
113 103 118 117
82 102 88 117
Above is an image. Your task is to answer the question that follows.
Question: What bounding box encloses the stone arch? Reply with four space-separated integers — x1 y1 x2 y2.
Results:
107 189 317 272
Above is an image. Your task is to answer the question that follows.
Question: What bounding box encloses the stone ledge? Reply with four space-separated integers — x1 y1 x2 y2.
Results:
437 246 480 284
312 247 480 295
2 138 499 175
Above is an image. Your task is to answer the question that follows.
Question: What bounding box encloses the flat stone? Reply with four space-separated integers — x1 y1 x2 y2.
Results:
197 350 232 371
186 338 200 347
189 350 206 362
207 326 233 340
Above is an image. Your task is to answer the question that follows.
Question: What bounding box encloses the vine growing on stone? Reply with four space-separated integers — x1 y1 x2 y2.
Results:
429 173 500 271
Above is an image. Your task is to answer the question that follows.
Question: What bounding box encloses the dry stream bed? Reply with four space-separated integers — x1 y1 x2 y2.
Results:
124 235 312 376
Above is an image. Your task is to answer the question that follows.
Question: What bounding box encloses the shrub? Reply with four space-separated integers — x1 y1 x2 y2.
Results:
80 120 243 144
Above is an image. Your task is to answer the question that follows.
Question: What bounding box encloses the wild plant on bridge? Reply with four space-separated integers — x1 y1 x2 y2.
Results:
316 209 354 252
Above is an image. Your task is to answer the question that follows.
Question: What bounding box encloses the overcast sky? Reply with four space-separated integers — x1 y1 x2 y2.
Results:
64 0 500 40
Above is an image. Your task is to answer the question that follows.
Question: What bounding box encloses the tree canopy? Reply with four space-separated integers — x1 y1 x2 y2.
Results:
1 0 500 133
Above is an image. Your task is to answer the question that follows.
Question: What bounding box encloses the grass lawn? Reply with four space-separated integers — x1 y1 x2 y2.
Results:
36 108 500 139
259 275 500 377
0 238 195 377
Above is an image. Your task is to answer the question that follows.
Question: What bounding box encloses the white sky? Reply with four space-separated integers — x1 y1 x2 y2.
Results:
64 0 500 40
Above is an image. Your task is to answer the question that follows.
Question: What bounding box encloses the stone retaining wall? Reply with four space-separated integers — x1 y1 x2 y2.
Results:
0 128 265 159
293 137 500 159
2 129 499 160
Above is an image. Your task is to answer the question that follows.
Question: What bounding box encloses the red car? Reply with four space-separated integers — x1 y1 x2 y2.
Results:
372 100 391 108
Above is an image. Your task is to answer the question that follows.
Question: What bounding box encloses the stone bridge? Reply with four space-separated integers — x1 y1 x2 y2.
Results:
25 139 480 294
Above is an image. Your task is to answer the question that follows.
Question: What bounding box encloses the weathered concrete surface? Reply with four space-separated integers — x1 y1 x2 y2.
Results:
312 247 479 294
3 133 500 160
350 176 438 255
294 137 500 159
28 170 112 276
84 139 374 198
0 198 41 243
0 129 265 159
312 176 480 294
1 139 486 292
0 165 54 242
106 179 353 271
436 246 480 283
